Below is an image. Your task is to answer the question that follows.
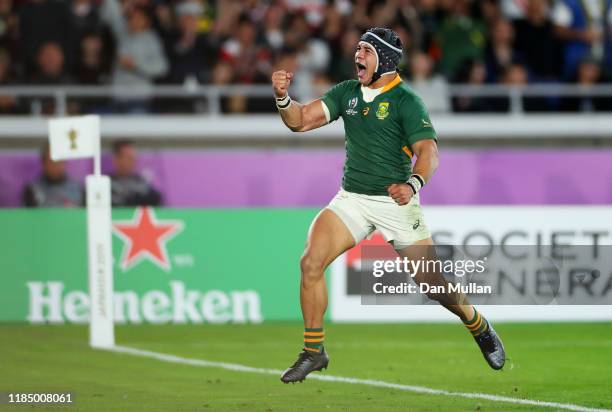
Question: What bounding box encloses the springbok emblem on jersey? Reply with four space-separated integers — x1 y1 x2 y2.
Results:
376 102 390 120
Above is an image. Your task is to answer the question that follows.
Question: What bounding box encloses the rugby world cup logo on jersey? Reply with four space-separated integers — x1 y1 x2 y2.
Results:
113 207 184 272
376 102 390 120
346 97 359 116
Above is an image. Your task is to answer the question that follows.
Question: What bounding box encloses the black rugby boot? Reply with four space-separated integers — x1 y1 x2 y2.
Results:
474 322 506 370
280 348 330 383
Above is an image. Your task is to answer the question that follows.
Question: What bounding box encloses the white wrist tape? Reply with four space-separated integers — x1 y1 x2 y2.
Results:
276 93 291 110
407 174 425 194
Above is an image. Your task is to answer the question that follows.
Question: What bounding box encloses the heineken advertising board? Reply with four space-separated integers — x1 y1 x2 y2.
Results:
1 208 321 324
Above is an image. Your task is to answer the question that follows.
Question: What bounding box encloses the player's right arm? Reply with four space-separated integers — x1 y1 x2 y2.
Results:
271 70 328 132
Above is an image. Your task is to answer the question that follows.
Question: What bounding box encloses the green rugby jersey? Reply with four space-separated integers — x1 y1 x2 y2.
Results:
321 75 437 196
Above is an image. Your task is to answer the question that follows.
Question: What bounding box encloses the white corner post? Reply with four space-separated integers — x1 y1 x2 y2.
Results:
48 114 114 349
86 172 115 349
86 116 114 349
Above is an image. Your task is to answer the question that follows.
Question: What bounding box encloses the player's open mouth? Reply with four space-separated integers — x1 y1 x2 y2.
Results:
356 62 367 79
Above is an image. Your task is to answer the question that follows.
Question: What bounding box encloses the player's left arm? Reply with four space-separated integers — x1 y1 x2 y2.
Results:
387 139 438 206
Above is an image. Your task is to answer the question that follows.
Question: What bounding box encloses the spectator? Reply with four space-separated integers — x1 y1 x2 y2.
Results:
483 62 549 112
0 0 18 61
210 60 240 113
351 0 375 29
76 31 112 84
30 42 71 84
110 139 162 207
368 0 400 28
415 0 443 54
28 42 73 114
18 0 75 78
480 0 503 24
435 0 487 79
501 0 529 20
75 31 113 113
0 48 23 114
285 0 326 26
212 0 244 38
496 62 527 111
504 62 529 85
263 3 285 51
328 27 360 83
484 18 520 82
451 59 491 112
100 0 168 96
219 14 271 84
153 0 217 113
392 23 413 71
552 0 612 79
71 0 105 39
218 14 272 112
513 0 563 80
285 12 330 101
22 144 83 208
562 57 612 111
163 1 217 84
409 51 450 113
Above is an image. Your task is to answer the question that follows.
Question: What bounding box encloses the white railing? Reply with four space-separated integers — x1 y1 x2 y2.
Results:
1 83 612 116
1 114 612 140
1 83 611 141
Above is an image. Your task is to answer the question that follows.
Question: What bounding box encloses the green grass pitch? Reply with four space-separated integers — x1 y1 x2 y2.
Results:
1 323 611 411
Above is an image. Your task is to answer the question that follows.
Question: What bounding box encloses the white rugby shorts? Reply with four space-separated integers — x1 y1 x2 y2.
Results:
326 188 431 250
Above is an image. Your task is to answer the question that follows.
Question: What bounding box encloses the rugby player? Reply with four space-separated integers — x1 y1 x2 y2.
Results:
272 28 505 384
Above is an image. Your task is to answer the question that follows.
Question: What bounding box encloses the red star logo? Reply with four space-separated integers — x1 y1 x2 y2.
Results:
113 207 183 271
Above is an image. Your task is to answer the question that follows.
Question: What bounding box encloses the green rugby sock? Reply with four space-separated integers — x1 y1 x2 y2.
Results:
304 328 324 353
463 309 489 336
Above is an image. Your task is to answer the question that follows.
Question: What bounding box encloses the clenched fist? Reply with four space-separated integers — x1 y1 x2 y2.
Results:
387 183 414 206
272 70 293 98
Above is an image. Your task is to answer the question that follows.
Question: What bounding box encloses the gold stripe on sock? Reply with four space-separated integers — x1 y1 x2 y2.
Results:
474 319 489 335
466 313 482 330
467 318 482 331
465 311 480 325
468 321 483 333
304 338 324 343
304 332 325 337
304 347 320 352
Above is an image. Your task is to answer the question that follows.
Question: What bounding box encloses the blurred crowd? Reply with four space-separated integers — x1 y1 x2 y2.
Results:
23 140 161 207
1 0 612 114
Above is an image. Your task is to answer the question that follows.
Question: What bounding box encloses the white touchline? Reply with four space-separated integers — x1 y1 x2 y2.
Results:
107 345 610 412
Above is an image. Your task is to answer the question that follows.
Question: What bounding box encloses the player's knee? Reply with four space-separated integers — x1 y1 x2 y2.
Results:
300 253 325 282
425 291 444 303
425 291 457 306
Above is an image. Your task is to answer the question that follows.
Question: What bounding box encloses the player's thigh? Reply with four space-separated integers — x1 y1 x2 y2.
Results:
302 209 356 271
397 237 435 257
